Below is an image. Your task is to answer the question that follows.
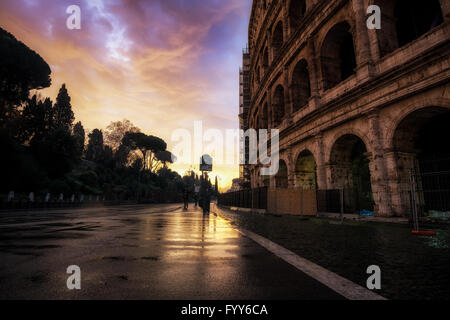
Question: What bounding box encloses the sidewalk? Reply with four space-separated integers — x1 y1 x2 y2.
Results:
214 204 450 300
220 205 409 224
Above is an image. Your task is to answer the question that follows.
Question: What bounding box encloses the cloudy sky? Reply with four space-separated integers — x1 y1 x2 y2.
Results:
0 0 252 189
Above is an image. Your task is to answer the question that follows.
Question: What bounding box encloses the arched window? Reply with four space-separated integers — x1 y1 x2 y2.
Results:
289 0 306 32
320 22 356 90
295 150 317 190
395 0 443 47
392 107 450 214
291 59 311 111
329 134 374 212
272 21 284 58
375 0 444 56
272 85 285 127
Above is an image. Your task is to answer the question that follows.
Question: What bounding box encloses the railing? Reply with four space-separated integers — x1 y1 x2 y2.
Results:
218 187 267 210
0 190 184 211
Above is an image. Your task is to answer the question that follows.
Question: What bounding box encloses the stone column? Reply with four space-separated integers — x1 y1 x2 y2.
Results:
385 151 418 217
267 88 274 127
365 0 381 62
352 0 375 81
266 30 273 65
367 111 392 216
314 133 327 190
324 164 335 190
307 38 321 110
283 66 293 117
287 150 296 188
282 0 289 39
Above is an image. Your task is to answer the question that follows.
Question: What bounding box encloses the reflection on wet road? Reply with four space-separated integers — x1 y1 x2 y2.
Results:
0 205 342 299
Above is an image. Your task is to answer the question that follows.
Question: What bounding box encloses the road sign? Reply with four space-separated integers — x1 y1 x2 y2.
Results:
200 154 213 172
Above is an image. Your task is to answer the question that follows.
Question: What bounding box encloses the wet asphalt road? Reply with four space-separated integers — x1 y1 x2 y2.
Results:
0 204 343 300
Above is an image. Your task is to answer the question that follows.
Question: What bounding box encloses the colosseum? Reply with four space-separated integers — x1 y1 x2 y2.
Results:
242 0 450 217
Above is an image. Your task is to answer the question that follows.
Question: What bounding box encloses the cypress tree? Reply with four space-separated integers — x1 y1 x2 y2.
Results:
53 84 74 131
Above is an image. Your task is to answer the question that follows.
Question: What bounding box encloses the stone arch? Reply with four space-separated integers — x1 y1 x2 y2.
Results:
374 0 444 56
320 21 356 90
275 159 289 188
288 0 307 32
392 107 450 154
326 128 372 164
386 98 450 150
291 59 311 112
272 84 286 127
395 0 443 48
295 149 317 190
329 134 374 212
272 21 284 58
390 105 450 214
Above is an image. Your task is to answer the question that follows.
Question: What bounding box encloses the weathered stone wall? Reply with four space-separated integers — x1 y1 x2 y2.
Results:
247 0 450 217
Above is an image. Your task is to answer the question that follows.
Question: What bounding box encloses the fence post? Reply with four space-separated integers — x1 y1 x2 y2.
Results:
410 170 419 231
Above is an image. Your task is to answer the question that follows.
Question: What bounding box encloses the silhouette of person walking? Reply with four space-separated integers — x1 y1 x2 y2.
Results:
199 174 211 214
183 188 189 210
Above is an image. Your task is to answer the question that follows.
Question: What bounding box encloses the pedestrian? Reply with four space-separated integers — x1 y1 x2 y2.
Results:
183 188 189 210
200 175 211 214
194 185 200 208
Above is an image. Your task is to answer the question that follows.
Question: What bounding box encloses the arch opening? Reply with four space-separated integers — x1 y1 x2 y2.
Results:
395 0 443 48
376 0 443 56
272 22 284 58
291 59 311 112
295 150 317 190
272 85 285 127
329 134 374 212
320 22 356 90
289 0 307 32
392 107 450 215
275 160 289 188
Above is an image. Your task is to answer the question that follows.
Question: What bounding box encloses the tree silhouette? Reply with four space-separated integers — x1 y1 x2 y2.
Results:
32 128 79 179
122 132 167 172
18 95 53 144
215 176 219 194
0 27 184 203
156 150 176 168
73 121 85 156
53 84 74 131
0 27 51 124
104 119 140 150
86 129 104 162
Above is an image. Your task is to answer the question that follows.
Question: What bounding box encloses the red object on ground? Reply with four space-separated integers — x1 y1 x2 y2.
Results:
412 230 436 236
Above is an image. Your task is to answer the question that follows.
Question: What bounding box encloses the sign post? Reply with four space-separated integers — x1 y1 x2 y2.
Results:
200 154 213 172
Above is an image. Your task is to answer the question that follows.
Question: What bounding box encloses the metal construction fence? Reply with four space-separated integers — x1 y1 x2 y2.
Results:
218 166 450 217
217 187 267 210
218 187 370 215
316 189 374 214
